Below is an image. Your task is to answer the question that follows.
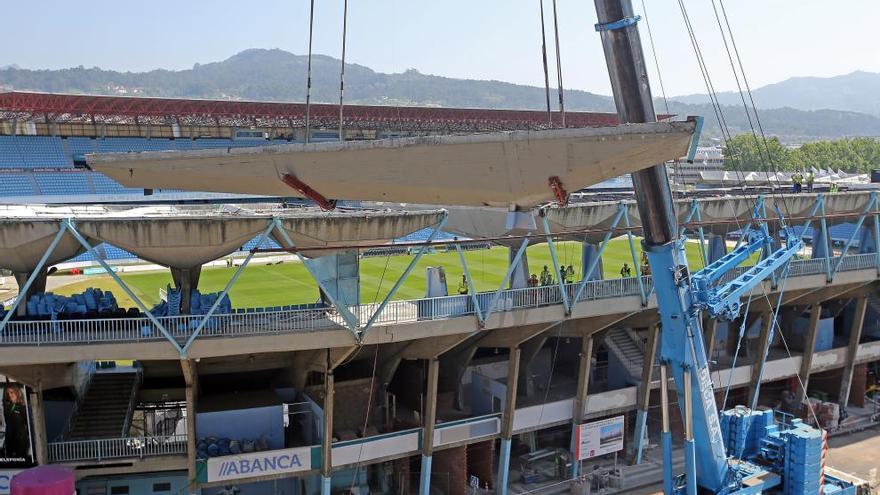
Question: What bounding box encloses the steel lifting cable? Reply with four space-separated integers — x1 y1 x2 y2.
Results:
550 0 566 127
639 0 669 116
338 0 349 142
539 0 553 126
304 0 316 144
706 0 793 222
696 0 820 424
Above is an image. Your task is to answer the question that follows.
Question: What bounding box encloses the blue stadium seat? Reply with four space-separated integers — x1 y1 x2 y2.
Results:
0 174 38 196
34 173 91 195
0 135 73 168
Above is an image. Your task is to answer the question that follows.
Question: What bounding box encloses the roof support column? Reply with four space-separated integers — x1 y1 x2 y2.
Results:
418 357 440 495
321 350 334 495
748 313 774 408
28 382 48 465
839 297 868 410
795 304 822 405
181 359 199 491
171 267 201 315
570 335 594 479
631 323 659 465
12 269 47 317
0 223 66 330
497 346 521 495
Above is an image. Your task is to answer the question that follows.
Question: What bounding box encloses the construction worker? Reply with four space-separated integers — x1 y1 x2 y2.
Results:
564 265 576 284
458 274 469 295
792 172 803 193
528 273 539 287
641 251 651 276
806 171 815 192
540 265 552 286
620 263 632 278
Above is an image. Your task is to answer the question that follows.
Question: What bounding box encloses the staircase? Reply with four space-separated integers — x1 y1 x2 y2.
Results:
67 371 139 440
604 328 645 385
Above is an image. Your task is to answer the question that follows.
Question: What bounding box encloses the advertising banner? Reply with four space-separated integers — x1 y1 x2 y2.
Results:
1 380 35 469
575 415 624 460
203 446 312 483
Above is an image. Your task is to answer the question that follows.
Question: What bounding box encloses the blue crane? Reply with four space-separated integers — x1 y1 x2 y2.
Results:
592 0 859 493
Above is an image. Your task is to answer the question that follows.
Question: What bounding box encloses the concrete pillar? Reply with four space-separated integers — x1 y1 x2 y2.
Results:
748 313 774 408
13 269 48 316
508 247 530 289
795 305 822 405
171 267 202 315
630 325 659 465
570 336 593 478
581 243 604 281
321 363 334 495
707 235 727 264
418 358 440 495
181 360 199 490
812 226 830 259
839 297 868 408
497 347 521 495
28 383 48 465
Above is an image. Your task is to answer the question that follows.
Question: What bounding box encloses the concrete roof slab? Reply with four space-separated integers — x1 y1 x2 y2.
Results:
88 122 696 208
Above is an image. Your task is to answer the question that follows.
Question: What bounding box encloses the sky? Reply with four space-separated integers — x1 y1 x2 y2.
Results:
2 0 879 97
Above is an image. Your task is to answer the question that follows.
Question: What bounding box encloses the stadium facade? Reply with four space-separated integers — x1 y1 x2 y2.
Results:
0 93 878 495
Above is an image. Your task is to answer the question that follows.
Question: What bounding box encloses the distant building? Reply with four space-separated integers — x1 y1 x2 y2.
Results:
667 146 724 185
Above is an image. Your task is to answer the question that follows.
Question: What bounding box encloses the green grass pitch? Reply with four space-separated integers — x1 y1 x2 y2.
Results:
53 239 713 309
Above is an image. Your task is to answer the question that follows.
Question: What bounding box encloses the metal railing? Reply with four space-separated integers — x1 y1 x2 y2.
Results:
1 254 874 347
47 434 187 463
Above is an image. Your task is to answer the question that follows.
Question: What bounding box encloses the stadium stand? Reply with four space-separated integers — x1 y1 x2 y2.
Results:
0 136 297 198
0 135 72 168
35 172 91 195
0 174 37 196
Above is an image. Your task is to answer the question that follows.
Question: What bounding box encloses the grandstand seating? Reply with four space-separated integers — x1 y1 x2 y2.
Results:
69 243 137 263
35 173 91 195
0 135 297 198
0 174 37 196
394 227 458 243
0 135 72 168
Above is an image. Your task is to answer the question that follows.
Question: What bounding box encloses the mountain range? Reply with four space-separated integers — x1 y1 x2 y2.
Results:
1 49 878 141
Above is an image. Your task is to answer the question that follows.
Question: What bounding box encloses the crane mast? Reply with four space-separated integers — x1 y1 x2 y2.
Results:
593 0 729 492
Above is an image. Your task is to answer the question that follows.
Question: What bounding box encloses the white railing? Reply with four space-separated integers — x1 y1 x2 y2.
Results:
1 254 874 346
48 434 187 463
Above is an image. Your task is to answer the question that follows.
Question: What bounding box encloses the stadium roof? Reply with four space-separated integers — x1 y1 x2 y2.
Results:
0 91 634 131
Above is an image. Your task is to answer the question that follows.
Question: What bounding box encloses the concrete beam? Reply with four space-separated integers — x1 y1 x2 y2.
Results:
28 383 48 465
839 297 868 408
795 305 822 405
419 357 440 495
89 121 697 208
497 346 521 495
400 334 474 360
0 363 77 390
570 335 594 478
322 360 334 493
181 359 199 486
480 322 560 348
630 325 659 465
748 313 774 407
